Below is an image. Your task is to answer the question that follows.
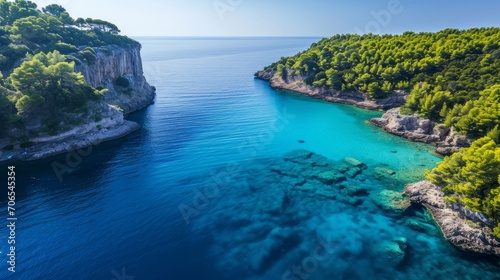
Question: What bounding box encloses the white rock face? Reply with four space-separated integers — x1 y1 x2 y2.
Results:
0 44 156 162
75 44 155 113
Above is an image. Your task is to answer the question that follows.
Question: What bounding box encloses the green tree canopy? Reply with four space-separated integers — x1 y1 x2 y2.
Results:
42 4 66 18
427 136 500 237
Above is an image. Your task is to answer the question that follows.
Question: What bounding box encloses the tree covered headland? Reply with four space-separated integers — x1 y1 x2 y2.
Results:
0 0 137 138
262 28 500 137
261 28 500 237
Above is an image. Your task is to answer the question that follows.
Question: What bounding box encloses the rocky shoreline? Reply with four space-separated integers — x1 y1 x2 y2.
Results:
370 108 470 156
3 121 140 162
256 69 498 258
0 104 140 162
255 70 471 156
254 70 407 110
1 44 155 163
405 181 500 256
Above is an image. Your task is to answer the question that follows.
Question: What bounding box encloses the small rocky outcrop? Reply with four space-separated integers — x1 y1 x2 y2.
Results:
254 70 407 110
370 108 470 155
404 180 500 256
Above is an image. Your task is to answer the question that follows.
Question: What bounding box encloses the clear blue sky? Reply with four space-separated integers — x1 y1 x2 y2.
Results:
31 0 500 37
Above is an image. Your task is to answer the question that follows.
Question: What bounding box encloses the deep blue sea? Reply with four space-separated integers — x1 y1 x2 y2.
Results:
1 37 499 279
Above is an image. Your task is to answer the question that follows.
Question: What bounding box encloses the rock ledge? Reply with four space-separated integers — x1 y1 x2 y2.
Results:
404 180 500 256
370 108 470 155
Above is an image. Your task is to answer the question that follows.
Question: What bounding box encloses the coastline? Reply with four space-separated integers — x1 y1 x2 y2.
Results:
405 181 500 257
255 70 470 156
370 109 470 156
254 70 407 111
1 44 156 164
257 70 497 257
0 106 143 163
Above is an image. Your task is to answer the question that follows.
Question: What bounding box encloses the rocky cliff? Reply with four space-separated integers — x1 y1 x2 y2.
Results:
254 70 407 110
75 44 155 113
405 181 500 256
1 44 155 162
370 109 470 155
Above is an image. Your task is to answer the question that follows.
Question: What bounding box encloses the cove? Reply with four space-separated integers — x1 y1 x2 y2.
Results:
1 37 499 280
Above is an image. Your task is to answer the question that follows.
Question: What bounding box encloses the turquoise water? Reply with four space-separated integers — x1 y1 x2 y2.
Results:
0 37 499 279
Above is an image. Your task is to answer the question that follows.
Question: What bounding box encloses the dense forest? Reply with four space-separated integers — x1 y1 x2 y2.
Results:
0 0 136 139
261 28 500 237
261 28 500 137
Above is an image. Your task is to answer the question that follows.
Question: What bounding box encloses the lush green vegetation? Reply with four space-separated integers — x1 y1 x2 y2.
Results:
0 0 134 137
263 28 500 236
264 28 500 96
427 135 500 237
262 28 500 137
5 50 106 132
0 0 136 72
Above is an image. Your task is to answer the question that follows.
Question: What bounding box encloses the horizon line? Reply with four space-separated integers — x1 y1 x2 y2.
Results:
130 35 327 39
127 26 500 38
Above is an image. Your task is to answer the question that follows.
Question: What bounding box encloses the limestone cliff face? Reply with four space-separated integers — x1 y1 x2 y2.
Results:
75 44 155 113
0 44 155 162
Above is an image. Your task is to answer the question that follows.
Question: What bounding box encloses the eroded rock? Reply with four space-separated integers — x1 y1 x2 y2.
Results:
370 109 471 155
405 181 500 257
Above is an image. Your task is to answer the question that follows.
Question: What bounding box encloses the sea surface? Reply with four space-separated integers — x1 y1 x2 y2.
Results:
1 37 499 279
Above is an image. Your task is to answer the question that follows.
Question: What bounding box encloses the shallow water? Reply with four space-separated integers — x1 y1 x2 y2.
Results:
0 37 498 279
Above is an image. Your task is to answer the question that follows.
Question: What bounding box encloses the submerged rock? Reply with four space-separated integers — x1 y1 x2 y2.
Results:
344 157 366 168
315 171 346 185
345 166 363 179
376 237 408 266
383 237 408 266
405 218 428 233
248 227 302 272
405 181 500 257
341 184 370 197
283 149 313 163
373 190 410 215
374 167 396 178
